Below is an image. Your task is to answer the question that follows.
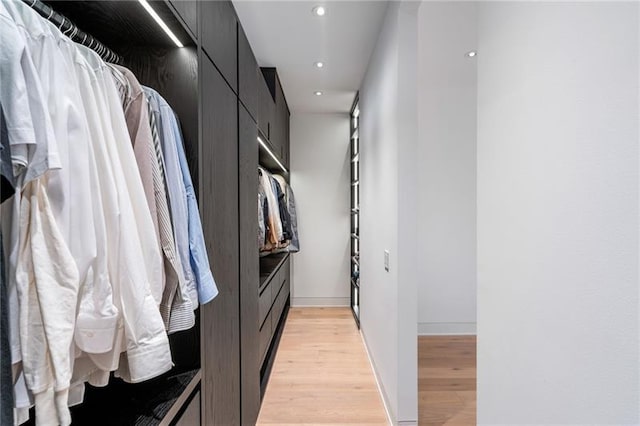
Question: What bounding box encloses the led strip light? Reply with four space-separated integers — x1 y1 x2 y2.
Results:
257 136 288 173
138 0 184 48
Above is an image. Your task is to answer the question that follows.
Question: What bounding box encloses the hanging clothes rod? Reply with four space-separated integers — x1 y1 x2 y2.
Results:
22 0 122 64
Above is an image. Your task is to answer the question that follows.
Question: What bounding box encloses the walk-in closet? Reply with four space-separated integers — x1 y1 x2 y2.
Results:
3 1 639 425
1 0 297 424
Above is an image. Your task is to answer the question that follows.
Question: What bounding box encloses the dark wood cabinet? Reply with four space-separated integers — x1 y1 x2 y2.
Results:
200 56 240 426
260 68 290 167
28 1 292 425
274 80 290 166
238 26 259 123
239 103 261 426
168 0 198 41
258 74 274 140
201 0 238 92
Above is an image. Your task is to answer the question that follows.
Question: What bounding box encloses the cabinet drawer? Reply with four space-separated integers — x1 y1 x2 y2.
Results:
259 314 272 363
272 277 289 328
258 283 271 328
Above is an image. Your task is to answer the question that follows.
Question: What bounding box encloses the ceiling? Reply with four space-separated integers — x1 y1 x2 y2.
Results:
233 1 389 114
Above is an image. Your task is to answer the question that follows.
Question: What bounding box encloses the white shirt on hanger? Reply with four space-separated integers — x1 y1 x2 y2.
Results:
76 45 171 384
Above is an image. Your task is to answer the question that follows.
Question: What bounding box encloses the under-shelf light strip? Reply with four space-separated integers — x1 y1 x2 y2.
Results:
138 0 184 48
257 136 288 173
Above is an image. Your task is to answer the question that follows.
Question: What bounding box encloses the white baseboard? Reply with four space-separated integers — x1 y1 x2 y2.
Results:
360 331 394 426
397 422 418 426
291 297 350 307
418 322 477 335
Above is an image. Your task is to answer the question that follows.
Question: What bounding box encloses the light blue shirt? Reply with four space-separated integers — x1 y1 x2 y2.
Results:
143 87 218 305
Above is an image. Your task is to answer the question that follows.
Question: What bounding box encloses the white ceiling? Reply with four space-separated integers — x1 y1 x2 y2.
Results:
233 1 389 114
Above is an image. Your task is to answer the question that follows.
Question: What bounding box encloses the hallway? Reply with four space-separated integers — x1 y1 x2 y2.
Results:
257 308 388 425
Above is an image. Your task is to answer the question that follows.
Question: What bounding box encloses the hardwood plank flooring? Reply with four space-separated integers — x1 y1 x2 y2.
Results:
257 307 388 425
419 336 476 425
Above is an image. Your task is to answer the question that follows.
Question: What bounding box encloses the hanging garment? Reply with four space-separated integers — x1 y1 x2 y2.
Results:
111 65 197 332
146 98 195 333
0 233 14 426
144 87 218 305
257 173 267 250
286 184 300 253
259 167 283 246
174 114 218 304
54 38 118 359
15 179 80 426
109 65 166 303
0 4 60 189
2 3 101 423
75 46 171 384
144 87 198 308
272 175 292 241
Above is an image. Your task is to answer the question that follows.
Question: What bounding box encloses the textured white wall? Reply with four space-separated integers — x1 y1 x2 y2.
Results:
290 113 351 306
417 1 478 335
360 2 418 424
476 2 639 423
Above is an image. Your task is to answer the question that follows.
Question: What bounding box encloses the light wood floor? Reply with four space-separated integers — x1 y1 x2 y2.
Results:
419 335 476 426
257 307 388 425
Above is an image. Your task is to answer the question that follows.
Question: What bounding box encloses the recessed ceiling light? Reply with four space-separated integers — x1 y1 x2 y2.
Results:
314 61 324 68
466 50 477 57
312 6 326 16
314 91 323 96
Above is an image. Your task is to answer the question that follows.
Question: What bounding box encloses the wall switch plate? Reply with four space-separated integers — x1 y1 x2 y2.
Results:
384 250 390 272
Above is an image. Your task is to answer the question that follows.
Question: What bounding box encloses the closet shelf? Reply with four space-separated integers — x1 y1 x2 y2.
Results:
259 252 290 290
70 368 201 425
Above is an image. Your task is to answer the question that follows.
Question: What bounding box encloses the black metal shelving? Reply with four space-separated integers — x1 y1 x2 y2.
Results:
350 95 360 328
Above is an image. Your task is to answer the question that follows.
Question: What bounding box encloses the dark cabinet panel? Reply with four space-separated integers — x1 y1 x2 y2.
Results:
238 26 259 122
259 68 289 168
239 104 261 426
169 0 198 40
201 0 238 92
274 81 290 165
200 56 240 426
258 74 274 140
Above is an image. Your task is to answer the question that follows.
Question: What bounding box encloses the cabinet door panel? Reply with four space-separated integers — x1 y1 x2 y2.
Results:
169 0 197 39
239 27 259 122
200 56 240 426
201 0 238 91
239 103 261 426
258 77 274 140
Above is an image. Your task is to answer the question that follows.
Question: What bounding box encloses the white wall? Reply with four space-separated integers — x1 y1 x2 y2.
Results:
476 2 639 424
290 113 351 307
360 2 418 424
417 1 477 335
